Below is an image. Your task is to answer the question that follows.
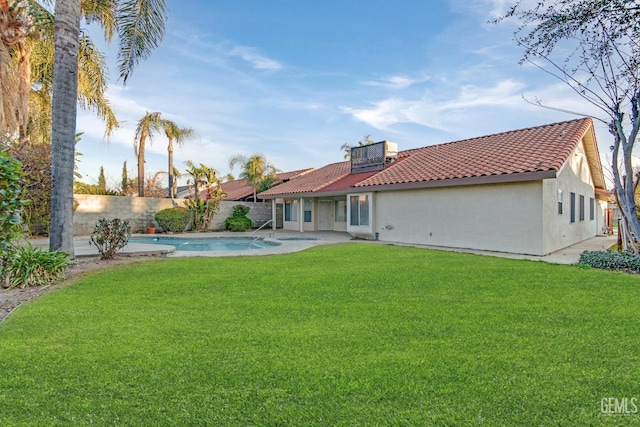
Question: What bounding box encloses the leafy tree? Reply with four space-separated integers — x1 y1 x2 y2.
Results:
340 135 375 160
496 1 640 249
5 140 51 234
73 180 118 195
161 119 196 198
121 160 130 195
228 153 278 202
50 0 168 256
143 170 169 198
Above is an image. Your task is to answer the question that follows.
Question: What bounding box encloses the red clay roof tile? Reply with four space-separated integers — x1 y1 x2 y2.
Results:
260 118 598 197
222 168 314 199
354 118 593 188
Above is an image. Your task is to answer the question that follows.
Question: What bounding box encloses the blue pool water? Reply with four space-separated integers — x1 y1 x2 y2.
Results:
128 236 281 252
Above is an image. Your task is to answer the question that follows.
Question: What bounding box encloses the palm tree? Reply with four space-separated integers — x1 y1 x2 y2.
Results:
161 119 195 198
133 111 162 197
340 135 375 160
170 166 181 199
49 0 168 255
184 160 210 200
183 160 224 231
0 1 118 141
0 0 31 134
49 0 82 254
228 153 278 202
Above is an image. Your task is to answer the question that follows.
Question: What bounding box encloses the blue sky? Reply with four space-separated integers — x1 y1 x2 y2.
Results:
75 0 613 189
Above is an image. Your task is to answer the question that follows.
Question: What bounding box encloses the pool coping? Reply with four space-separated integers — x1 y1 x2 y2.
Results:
67 231 353 258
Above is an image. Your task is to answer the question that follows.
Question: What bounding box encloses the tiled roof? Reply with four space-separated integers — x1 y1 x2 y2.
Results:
221 168 315 200
259 162 351 196
277 168 314 181
355 118 593 187
260 118 603 197
220 180 254 200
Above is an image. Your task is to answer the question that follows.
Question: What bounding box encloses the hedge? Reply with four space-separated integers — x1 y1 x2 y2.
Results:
154 207 190 233
578 250 640 273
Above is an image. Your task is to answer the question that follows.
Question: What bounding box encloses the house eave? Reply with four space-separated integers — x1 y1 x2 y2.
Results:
261 170 558 199
347 170 558 193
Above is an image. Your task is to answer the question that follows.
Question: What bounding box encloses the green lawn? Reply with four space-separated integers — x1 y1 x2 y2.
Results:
0 243 639 426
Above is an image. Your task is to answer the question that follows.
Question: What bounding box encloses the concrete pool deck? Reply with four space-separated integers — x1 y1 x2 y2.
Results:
68 231 354 258
32 231 617 265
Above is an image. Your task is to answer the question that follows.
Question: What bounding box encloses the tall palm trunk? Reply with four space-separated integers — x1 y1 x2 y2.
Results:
168 137 174 198
50 0 80 256
137 131 148 197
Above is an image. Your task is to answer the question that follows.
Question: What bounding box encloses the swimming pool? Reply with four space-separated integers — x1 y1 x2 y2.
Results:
128 236 281 252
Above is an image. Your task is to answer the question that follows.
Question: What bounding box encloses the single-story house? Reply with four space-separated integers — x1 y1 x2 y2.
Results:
259 118 610 256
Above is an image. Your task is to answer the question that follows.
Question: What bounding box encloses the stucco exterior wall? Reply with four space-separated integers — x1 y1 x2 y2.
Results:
541 139 597 254
73 195 278 235
374 181 545 255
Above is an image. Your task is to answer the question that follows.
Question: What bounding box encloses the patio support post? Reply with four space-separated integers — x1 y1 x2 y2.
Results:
271 199 277 230
299 197 304 233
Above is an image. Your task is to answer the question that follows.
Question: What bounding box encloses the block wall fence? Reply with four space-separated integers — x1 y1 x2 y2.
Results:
73 195 282 236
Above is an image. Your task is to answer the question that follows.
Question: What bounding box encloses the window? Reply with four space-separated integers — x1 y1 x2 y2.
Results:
284 200 298 221
557 189 563 215
589 197 595 221
579 195 585 221
304 199 312 222
350 195 369 226
570 192 576 223
335 200 347 222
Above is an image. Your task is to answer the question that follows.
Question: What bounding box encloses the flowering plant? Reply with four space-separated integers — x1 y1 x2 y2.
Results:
90 218 131 259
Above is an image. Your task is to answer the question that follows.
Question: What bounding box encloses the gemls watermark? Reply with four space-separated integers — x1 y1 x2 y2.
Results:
601 397 638 416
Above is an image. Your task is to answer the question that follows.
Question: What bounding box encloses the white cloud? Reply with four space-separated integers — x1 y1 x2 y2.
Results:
362 74 430 90
227 45 283 70
342 79 526 131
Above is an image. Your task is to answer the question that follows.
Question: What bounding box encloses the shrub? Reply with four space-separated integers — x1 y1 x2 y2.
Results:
155 207 190 233
225 205 252 232
5 142 50 236
578 250 640 273
225 216 253 232
232 205 250 217
90 218 132 260
0 150 29 280
3 244 73 289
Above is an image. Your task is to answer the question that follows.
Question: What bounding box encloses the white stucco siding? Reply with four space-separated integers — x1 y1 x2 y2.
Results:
542 139 597 254
375 181 545 255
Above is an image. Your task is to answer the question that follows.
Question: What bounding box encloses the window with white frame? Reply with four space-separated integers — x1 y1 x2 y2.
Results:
349 195 369 226
284 199 298 221
557 189 563 214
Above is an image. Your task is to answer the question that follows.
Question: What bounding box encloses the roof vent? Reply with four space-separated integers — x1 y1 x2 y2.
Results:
351 141 398 174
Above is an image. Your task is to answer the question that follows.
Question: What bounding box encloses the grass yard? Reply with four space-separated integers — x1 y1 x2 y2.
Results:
0 243 639 426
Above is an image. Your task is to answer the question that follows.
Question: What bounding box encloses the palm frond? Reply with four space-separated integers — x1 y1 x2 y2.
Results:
116 0 167 83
